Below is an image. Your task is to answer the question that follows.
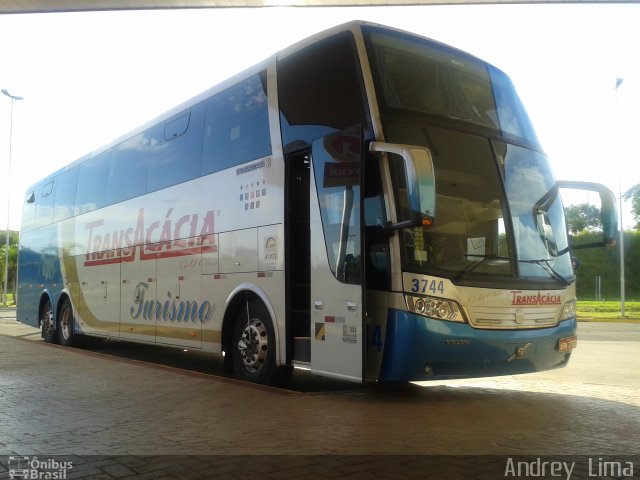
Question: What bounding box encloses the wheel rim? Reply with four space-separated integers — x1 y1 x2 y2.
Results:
60 306 71 340
237 319 268 373
42 304 54 337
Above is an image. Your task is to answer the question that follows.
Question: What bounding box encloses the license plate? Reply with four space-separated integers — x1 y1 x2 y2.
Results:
558 335 577 352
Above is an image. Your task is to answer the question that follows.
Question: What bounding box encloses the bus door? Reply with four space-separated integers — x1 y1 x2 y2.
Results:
308 130 365 382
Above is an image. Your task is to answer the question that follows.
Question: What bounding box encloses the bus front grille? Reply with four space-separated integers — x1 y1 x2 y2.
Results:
467 306 560 329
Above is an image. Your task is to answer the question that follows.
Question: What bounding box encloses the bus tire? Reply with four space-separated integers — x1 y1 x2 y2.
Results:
231 299 291 386
57 298 77 347
41 298 57 344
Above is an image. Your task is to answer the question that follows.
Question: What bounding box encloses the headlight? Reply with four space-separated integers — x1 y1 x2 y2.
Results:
405 294 467 323
560 298 577 321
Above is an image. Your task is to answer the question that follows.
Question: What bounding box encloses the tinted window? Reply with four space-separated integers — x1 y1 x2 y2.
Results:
76 150 110 215
365 27 539 146
36 181 55 228
108 129 151 205
53 167 78 223
278 32 369 153
164 112 190 140
202 72 271 174
311 130 362 285
148 103 205 192
22 181 56 230
22 191 36 231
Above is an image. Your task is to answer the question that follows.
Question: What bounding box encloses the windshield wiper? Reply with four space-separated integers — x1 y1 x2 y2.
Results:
519 259 571 287
454 255 571 287
454 255 513 282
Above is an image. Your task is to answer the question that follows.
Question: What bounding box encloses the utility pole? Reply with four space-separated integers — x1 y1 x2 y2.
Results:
1 89 23 307
615 78 625 318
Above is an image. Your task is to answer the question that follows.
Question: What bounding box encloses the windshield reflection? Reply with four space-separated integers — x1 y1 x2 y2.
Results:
498 142 573 279
385 122 572 285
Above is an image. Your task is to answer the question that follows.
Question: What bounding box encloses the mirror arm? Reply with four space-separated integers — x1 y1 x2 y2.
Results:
383 212 423 236
369 141 436 233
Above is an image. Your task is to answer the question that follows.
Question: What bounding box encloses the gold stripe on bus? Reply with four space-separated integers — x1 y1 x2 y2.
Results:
61 223 222 346
62 249 120 331
119 323 155 336
202 330 221 344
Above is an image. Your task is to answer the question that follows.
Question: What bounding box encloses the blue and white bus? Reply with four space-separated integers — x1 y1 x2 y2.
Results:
17 21 617 385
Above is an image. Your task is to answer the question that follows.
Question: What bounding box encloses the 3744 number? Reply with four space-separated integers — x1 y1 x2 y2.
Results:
410 278 445 295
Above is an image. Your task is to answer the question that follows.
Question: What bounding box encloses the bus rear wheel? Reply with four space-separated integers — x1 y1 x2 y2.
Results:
41 299 57 344
57 299 77 347
231 299 291 386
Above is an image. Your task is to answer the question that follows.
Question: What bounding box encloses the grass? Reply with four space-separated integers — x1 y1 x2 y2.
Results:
2 295 638 320
577 300 640 320
0 293 16 308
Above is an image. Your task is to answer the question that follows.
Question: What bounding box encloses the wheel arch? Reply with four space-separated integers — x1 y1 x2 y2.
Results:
220 283 282 372
38 290 54 329
55 289 73 321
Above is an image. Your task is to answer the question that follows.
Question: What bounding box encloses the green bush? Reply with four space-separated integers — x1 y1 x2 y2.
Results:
572 231 640 301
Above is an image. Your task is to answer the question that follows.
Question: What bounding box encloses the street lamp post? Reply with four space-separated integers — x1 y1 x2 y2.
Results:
1 89 23 307
615 78 625 318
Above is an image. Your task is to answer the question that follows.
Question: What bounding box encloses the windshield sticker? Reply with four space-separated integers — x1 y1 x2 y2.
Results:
467 237 486 257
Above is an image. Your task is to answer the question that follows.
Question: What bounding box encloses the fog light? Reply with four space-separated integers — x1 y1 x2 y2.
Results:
424 365 433 375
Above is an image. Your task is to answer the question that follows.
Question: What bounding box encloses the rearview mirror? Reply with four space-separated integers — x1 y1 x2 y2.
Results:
369 142 436 232
557 180 618 248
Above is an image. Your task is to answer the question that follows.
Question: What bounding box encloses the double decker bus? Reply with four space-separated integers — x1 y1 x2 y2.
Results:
17 21 617 385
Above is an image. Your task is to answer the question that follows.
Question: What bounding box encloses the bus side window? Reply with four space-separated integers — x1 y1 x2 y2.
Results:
22 191 37 231
108 129 152 205
53 167 78 223
148 103 205 192
75 150 110 215
278 31 369 153
34 180 55 228
202 72 271 175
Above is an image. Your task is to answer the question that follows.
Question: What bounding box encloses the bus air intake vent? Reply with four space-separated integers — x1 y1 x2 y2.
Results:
467 306 560 329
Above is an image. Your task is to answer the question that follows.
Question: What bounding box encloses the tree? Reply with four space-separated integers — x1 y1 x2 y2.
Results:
564 203 602 234
0 231 19 303
623 184 640 230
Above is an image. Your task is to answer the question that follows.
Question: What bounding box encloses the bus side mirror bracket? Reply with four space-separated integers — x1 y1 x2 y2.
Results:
369 142 436 232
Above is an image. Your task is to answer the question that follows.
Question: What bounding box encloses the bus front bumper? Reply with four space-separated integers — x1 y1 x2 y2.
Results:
379 309 577 382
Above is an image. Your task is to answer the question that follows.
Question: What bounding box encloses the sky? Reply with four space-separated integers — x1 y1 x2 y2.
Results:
0 4 639 231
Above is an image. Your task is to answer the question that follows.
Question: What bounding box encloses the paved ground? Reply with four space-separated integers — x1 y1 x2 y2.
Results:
0 309 638 479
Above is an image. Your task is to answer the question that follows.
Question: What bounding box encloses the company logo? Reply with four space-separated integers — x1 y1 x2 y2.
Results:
511 291 561 306
8 456 73 479
508 342 532 362
84 207 216 267
130 281 215 324
263 236 278 270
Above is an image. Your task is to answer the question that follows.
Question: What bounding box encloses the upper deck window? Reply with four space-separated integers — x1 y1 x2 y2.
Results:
202 72 271 174
364 27 539 146
278 31 370 153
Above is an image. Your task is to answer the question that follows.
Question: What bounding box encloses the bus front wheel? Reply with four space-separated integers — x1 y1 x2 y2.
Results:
231 299 291 386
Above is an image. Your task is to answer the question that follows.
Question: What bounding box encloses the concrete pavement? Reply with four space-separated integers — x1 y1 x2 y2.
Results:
0 310 638 479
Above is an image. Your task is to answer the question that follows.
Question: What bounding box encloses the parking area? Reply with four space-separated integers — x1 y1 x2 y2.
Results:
0 309 638 479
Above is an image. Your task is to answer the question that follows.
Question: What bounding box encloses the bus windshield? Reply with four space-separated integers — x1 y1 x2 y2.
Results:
365 27 573 285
